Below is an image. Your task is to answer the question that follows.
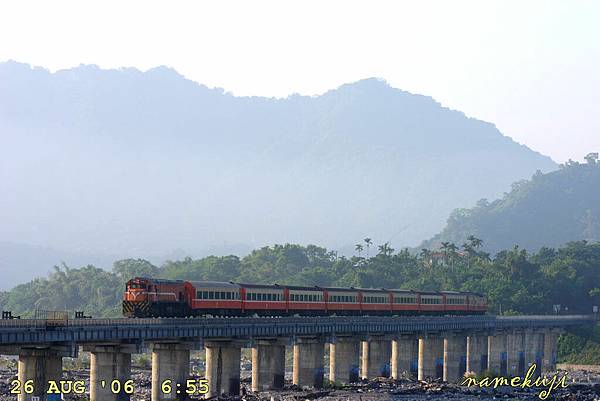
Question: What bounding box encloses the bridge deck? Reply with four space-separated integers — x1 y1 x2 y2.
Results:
0 315 593 346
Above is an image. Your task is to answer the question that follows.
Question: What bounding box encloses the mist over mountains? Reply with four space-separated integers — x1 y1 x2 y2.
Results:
421 159 600 253
0 61 556 287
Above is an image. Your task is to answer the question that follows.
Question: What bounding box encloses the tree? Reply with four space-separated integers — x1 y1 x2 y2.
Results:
467 235 483 249
377 242 394 256
419 249 433 269
355 244 364 257
113 259 159 281
364 238 373 257
584 152 599 165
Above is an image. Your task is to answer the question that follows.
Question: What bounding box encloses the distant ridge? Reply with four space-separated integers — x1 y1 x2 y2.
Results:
0 61 556 285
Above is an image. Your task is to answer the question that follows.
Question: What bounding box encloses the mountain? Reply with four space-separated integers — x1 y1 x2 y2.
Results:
421 157 600 253
0 61 556 283
0 242 119 290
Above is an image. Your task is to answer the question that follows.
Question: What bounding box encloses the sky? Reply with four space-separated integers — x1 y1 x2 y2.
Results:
1 0 599 162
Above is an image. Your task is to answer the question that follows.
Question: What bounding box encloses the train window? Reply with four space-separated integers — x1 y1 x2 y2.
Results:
226 292 231 300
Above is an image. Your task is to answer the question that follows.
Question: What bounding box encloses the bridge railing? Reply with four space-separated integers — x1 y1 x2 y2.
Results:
0 314 593 329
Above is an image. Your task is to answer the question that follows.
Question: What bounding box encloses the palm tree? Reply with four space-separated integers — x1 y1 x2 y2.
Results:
377 242 394 256
440 241 458 268
467 235 483 249
419 248 433 269
364 237 372 257
355 244 364 257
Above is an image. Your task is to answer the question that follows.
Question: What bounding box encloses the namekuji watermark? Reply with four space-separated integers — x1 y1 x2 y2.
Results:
461 364 569 400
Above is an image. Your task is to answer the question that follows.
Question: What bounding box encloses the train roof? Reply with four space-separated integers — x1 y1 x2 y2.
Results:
189 281 241 289
322 286 361 292
284 285 323 291
237 283 284 290
134 277 186 285
134 278 485 297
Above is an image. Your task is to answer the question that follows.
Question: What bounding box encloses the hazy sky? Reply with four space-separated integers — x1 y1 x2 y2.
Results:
1 0 598 162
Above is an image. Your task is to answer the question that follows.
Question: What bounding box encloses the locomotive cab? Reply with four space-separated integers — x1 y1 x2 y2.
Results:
122 277 192 318
123 277 152 317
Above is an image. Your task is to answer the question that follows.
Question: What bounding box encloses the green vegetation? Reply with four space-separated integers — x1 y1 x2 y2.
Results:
2 239 600 317
1 238 599 361
422 154 600 253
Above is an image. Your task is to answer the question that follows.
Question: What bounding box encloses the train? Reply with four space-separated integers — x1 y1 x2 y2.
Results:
122 277 487 318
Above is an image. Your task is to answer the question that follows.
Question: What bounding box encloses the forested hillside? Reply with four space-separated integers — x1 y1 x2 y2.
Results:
422 155 600 253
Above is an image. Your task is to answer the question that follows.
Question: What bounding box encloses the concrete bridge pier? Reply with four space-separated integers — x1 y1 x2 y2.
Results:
524 330 542 377
418 334 444 381
329 337 360 384
151 342 191 401
443 333 466 382
293 338 324 388
542 330 559 372
506 331 524 376
391 335 418 379
205 341 243 397
466 333 487 375
361 337 392 379
251 340 286 391
17 348 65 401
84 344 137 401
487 332 507 375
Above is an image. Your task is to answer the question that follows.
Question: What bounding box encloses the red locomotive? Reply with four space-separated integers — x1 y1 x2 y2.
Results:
123 278 487 317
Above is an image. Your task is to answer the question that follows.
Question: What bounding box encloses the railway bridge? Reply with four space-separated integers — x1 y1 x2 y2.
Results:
0 314 595 401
